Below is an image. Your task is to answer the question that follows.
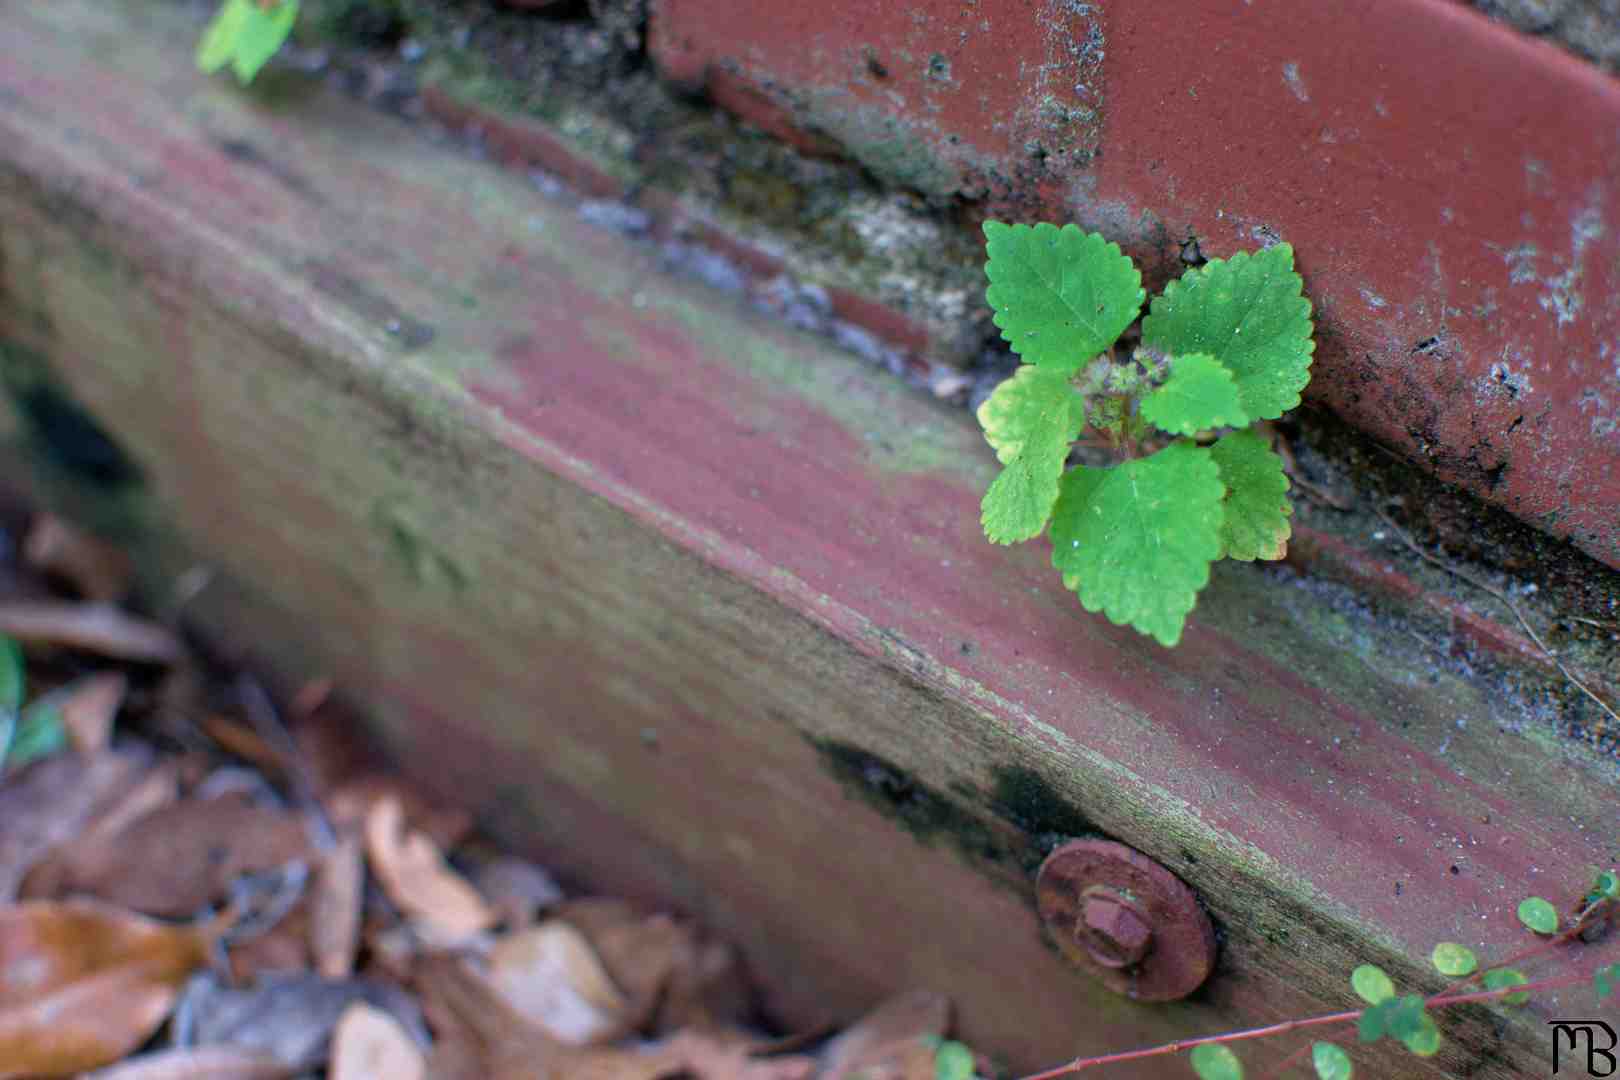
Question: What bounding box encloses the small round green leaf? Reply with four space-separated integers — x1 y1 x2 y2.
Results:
1189 1043 1244 1080
1399 1014 1441 1058
1593 963 1619 1002
1350 964 1395 1005
1482 967 1531 1005
1311 1042 1352 1080
0 634 22 765
1594 870 1619 900
934 1040 975 1080
1429 942 1477 977
1517 896 1559 934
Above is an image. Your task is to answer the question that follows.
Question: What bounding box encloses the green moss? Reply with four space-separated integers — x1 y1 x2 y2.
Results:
989 764 1097 868
370 496 473 593
810 737 1012 865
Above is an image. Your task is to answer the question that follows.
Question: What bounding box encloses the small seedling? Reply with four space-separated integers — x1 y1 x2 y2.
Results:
197 0 300 85
977 222 1315 646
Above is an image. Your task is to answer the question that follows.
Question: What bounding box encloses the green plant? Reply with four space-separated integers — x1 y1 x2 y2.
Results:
0 632 67 771
197 0 300 85
1017 869 1620 1078
976 222 1315 646
934 1038 982 1080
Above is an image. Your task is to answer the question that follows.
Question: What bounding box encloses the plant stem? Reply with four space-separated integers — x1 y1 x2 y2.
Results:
1017 957 1615 1080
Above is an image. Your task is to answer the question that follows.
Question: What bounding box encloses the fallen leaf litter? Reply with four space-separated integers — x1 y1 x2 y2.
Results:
0 507 987 1079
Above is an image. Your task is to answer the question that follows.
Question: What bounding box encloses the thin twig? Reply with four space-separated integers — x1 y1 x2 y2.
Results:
1258 1040 1313 1079
1372 508 1620 728
1568 615 1620 632
237 673 337 848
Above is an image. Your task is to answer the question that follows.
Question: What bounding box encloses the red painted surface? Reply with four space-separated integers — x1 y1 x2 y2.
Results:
649 0 1620 571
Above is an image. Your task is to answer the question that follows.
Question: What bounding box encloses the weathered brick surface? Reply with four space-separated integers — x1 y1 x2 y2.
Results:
648 0 1620 571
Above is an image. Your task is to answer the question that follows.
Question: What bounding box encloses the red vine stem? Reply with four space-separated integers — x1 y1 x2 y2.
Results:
1017 962 1609 1080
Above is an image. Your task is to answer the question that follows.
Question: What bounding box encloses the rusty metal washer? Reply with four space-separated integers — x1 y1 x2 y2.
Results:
1035 839 1216 1002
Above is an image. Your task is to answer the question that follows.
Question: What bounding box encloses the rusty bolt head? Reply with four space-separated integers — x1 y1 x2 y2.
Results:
1036 839 1216 1002
1077 886 1154 969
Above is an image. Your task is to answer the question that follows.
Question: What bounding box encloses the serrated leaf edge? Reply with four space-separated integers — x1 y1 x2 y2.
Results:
1141 244 1315 421
983 221 1144 372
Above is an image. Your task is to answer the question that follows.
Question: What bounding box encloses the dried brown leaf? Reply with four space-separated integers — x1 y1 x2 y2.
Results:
556 899 696 1034
0 603 182 663
22 514 133 603
82 1046 294 1079
0 899 214 1078
663 1031 817 1080
559 899 749 1034
486 921 629 1044
58 671 127 754
330 1001 425 1080
21 793 314 917
817 991 950 1080
200 714 290 775
311 835 364 979
226 896 312 981
81 762 181 842
473 855 563 929
0 747 152 901
661 940 752 1033
364 797 495 942
334 776 471 850
412 954 666 1080
179 972 425 1071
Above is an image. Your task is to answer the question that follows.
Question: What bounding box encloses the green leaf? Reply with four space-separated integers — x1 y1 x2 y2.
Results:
1049 441 1225 647
1189 1043 1244 1080
1399 1013 1441 1058
0 635 22 766
983 222 1144 374
1482 967 1531 1005
197 0 254 73
978 367 1086 544
1141 244 1314 421
1593 963 1618 1002
1311 1042 1352 1080
1385 997 1426 1041
1429 942 1477 977
1356 1003 1385 1043
6 699 66 771
1358 995 1426 1046
1208 429 1291 561
1350 964 1394 1005
229 0 300 84
1517 896 1559 934
933 1041 976 1080
1140 353 1248 436
1592 869 1619 900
